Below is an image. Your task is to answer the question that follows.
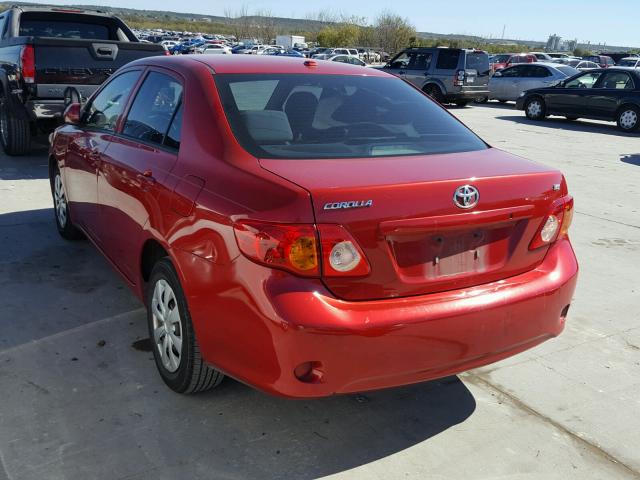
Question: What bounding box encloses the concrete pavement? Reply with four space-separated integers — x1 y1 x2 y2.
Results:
0 107 638 479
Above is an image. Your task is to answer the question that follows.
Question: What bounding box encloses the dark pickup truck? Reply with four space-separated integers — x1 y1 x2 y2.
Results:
0 5 165 155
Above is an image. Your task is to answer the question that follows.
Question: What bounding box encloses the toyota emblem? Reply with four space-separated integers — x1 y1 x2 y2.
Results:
453 185 479 209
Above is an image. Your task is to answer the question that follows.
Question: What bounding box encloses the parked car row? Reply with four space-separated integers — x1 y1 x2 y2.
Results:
489 52 627 74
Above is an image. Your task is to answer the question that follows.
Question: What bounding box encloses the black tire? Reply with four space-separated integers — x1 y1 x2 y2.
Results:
565 116 579 121
498 100 509 104
616 105 640 132
454 99 470 107
524 96 546 120
50 164 84 240
474 96 488 104
423 84 444 104
147 258 224 394
0 94 31 156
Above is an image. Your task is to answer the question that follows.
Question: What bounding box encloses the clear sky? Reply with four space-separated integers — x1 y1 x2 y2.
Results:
19 0 640 47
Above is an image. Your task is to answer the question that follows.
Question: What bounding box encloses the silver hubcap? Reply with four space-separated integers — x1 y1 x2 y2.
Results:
54 174 67 227
527 101 542 117
620 110 637 130
151 279 183 373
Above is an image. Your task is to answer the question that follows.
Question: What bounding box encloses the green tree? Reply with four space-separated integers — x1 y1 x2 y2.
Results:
374 11 415 54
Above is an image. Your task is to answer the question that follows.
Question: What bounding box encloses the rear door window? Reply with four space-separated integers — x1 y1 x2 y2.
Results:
530 66 552 78
84 70 141 131
436 50 461 70
122 71 184 147
500 66 524 77
407 52 432 70
596 72 634 90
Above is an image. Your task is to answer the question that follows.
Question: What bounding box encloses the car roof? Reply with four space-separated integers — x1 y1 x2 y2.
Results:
126 55 389 76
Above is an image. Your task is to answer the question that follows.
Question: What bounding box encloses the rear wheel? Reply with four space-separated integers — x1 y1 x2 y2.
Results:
147 258 224 394
525 97 546 120
0 94 31 156
423 84 444 104
617 106 639 132
50 165 83 240
454 99 470 107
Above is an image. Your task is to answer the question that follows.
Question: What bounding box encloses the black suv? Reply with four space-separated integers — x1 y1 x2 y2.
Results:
382 48 491 106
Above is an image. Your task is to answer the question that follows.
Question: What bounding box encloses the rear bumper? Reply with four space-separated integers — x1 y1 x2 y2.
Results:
183 238 578 398
448 86 490 100
25 99 66 119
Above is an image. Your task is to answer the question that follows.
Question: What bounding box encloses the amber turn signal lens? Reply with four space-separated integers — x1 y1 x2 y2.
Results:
288 236 318 272
560 202 573 237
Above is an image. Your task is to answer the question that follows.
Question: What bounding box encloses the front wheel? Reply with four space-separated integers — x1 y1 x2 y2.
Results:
147 258 224 394
525 97 546 120
617 106 639 132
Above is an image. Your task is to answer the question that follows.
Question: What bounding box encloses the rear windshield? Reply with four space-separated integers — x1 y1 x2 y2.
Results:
557 66 580 76
215 74 487 160
19 12 118 40
618 59 638 66
20 19 110 39
466 52 490 75
492 54 511 63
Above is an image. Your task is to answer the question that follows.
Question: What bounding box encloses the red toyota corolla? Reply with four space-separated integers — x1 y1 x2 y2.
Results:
49 55 578 398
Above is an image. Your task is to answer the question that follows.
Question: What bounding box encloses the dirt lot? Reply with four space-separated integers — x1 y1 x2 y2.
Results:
0 104 639 480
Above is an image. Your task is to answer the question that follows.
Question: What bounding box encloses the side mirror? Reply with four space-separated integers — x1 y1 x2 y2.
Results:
63 103 81 125
493 71 503 77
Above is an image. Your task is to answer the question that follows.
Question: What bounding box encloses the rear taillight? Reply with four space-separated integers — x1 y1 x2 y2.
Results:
529 197 573 250
234 221 319 277
454 69 465 86
317 225 370 277
233 222 370 278
20 45 35 84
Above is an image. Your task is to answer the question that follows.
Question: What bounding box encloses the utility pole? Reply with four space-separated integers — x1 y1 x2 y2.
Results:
501 24 505 39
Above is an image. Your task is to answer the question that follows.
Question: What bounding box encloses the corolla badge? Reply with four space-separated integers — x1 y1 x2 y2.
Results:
324 200 373 210
453 185 479 209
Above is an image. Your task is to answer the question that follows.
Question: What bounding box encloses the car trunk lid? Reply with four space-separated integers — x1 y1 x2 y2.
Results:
260 148 565 301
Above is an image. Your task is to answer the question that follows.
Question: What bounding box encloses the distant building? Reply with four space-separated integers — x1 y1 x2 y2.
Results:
546 34 561 51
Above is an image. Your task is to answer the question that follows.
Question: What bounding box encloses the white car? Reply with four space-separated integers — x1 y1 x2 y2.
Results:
201 44 232 55
312 48 354 60
258 46 284 55
243 45 266 55
161 40 178 50
326 55 367 67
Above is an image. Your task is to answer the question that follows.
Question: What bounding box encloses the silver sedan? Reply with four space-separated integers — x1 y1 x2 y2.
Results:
489 63 580 102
